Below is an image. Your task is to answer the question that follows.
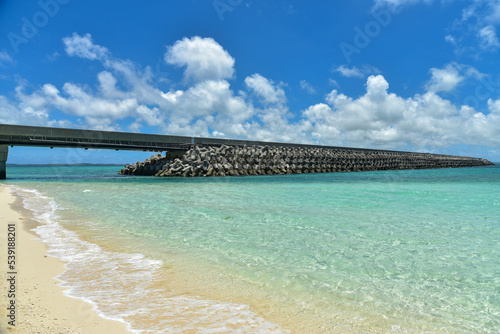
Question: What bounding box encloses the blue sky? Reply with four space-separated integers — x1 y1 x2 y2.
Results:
1 0 499 164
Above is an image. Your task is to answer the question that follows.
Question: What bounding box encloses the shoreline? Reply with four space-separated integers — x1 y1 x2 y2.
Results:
0 180 436 334
0 183 295 334
0 184 131 334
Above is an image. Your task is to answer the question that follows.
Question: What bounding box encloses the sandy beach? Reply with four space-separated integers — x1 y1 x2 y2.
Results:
0 184 131 334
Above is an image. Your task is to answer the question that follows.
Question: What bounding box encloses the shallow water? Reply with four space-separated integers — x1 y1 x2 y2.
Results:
3 164 500 333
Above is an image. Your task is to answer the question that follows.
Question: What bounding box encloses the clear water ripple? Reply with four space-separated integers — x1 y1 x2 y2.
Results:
3 164 499 333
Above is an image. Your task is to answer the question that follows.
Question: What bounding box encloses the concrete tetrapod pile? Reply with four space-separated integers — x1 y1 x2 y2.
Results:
119 144 494 177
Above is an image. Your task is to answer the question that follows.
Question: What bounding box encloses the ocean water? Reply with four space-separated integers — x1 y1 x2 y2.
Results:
2 164 500 333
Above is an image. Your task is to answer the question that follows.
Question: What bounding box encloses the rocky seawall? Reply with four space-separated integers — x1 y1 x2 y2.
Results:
119 145 494 177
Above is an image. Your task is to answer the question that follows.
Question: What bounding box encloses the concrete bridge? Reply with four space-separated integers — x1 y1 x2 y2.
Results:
0 123 198 178
0 123 494 179
0 123 411 179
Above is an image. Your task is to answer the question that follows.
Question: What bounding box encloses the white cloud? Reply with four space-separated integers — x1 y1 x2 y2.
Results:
449 0 500 54
478 25 500 49
8 35 170 131
335 65 380 79
425 62 484 93
300 80 317 94
63 33 109 60
0 51 12 66
445 34 456 45
165 36 235 83
245 74 287 105
323 75 406 134
166 80 254 125
373 0 433 10
10 34 256 136
377 1 499 58
0 93 72 128
303 103 342 144
304 74 500 150
329 79 340 88
426 63 464 93
2 34 499 159
335 65 364 78
0 96 48 126
14 81 140 127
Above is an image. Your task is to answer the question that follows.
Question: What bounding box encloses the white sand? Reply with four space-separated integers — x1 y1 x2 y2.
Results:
0 184 131 334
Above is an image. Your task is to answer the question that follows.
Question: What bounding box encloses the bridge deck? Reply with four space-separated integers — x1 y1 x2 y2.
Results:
0 124 409 153
0 124 195 152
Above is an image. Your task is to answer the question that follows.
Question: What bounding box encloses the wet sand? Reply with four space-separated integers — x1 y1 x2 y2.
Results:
0 184 131 334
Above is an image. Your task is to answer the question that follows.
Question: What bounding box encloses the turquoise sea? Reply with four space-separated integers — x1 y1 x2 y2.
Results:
3 164 500 333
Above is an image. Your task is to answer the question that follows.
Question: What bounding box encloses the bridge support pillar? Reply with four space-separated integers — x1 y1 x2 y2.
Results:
0 145 8 179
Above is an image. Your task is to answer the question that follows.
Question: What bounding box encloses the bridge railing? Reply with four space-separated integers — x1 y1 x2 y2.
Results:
0 124 193 151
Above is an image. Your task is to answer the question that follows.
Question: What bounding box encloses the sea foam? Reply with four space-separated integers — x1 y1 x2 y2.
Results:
9 186 288 334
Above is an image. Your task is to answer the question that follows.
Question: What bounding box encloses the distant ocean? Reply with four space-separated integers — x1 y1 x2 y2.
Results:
3 164 499 333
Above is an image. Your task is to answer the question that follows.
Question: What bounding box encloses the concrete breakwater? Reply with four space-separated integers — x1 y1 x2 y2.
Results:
119 145 494 177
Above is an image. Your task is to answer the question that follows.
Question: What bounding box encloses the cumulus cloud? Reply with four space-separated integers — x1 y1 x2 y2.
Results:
426 63 464 93
304 74 500 150
0 91 72 128
63 33 110 60
0 95 50 126
63 34 257 136
245 74 287 105
12 80 140 131
164 79 254 132
165 36 235 83
1 34 499 159
8 33 170 131
425 62 484 93
323 75 406 134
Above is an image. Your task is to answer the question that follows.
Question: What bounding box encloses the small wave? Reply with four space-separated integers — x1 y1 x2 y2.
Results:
8 185 287 334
